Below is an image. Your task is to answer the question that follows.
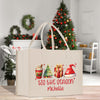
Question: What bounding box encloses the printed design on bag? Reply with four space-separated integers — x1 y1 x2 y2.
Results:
43 65 53 78
35 63 77 91
54 64 64 78
35 64 43 79
64 64 76 78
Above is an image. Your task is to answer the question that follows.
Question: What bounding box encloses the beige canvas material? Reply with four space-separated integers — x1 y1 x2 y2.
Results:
16 22 83 97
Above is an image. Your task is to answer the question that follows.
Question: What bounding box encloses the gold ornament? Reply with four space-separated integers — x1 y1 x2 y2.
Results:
53 35 55 37
69 33 71 36
65 37 67 40
67 19 69 23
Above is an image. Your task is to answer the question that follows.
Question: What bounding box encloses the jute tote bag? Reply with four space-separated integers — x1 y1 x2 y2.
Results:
16 22 83 97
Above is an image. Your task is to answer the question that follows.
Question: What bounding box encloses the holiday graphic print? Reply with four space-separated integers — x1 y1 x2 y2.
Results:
35 64 43 79
54 64 63 78
65 64 76 78
35 64 76 79
43 65 53 78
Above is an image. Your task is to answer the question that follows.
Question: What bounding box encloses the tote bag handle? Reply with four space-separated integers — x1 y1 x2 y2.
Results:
29 22 70 50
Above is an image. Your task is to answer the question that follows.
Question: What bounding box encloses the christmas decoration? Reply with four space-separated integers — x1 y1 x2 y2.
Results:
22 15 35 31
54 64 63 78
65 64 76 78
46 0 77 50
35 65 43 79
10 25 21 35
43 65 53 78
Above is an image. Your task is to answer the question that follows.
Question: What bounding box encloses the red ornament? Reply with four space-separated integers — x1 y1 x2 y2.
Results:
16 37 19 40
75 39 77 41
57 22 59 24
72 45 74 48
64 21 66 24
69 19 71 21
50 46 52 49
68 30 70 32
55 37 57 39
22 35 25 37
49 35 52 39
72 34 74 36
55 16 57 18
60 22 63 25
72 28 74 31
71 39 74 42
59 40 62 44
66 39 68 42
49 29 51 32
47 38 49 41
64 44 66 46
64 13 66 16
60 8 63 11
53 23 55 25
35 36 38 40
64 31 66 33
55 19 58 21
58 13 61 16
53 28 56 31
33 33 35 37
60 16 63 19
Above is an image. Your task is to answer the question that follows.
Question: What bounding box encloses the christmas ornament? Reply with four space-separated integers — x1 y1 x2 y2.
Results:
54 64 63 78
55 46 58 49
59 40 62 44
53 23 55 25
55 37 57 39
49 29 51 32
69 19 71 21
75 39 77 41
60 8 63 11
64 44 66 46
35 65 43 79
72 45 74 48
49 35 52 39
71 39 74 42
50 46 52 49
65 37 68 41
58 13 61 16
64 21 66 24
69 33 71 36
60 16 63 19
53 35 55 37
60 22 63 25
43 65 53 78
67 19 69 22
72 28 74 31
64 13 66 16
64 30 66 33
68 30 70 32
72 34 74 36
55 19 58 21
47 38 49 41
53 28 56 31
22 14 34 31
65 64 76 78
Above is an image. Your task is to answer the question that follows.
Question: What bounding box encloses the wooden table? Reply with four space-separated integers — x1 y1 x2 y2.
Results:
0 86 100 100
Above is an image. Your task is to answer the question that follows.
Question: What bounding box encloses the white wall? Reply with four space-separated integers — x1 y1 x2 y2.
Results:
78 0 100 73
0 0 71 45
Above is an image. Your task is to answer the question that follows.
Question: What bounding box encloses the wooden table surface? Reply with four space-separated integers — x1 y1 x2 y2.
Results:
0 86 100 100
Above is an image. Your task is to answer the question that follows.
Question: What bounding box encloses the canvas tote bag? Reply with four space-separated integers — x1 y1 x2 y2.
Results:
16 22 83 97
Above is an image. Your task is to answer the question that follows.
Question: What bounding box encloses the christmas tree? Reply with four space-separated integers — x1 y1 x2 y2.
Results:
46 0 77 50
43 65 53 78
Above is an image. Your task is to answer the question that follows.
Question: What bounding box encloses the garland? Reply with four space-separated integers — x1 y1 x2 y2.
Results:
10 25 21 35
22 15 35 31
